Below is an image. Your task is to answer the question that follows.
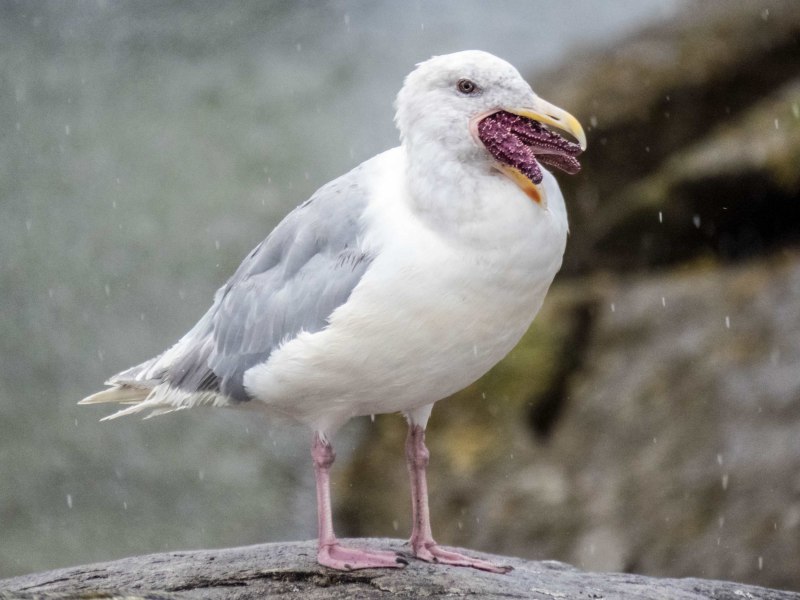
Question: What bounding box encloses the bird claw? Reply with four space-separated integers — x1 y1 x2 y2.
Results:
317 542 408 571
412 541 512 573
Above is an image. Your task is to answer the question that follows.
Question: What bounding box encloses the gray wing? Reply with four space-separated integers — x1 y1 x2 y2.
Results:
160 169 374 402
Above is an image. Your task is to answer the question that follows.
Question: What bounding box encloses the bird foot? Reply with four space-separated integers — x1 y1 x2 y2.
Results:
317 542 408 571
411 541 512 573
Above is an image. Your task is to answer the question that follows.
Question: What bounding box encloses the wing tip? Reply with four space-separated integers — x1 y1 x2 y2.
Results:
78 386 149 406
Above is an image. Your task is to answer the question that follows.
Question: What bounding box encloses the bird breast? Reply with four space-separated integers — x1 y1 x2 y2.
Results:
243 149 568 428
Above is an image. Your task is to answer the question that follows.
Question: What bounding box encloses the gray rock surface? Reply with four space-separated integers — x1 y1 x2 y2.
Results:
1 539 798 600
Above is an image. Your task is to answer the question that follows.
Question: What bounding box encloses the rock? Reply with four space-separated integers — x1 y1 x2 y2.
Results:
485 253 800 587
1 539 798 600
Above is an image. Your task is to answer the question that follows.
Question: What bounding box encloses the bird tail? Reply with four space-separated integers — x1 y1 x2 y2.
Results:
79 380 230 421
79 386 150 406
78 385 164 421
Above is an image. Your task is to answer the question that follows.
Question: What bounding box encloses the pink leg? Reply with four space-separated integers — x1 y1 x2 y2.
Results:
405 424 512 573
312 432 406 571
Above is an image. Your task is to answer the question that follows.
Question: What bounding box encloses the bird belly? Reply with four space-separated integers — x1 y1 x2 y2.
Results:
243 203 566 431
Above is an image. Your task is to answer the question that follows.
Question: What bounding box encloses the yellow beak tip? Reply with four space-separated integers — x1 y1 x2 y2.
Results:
511 103 587 152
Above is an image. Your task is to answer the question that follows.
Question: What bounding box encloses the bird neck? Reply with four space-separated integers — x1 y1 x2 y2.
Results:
401 141 493 235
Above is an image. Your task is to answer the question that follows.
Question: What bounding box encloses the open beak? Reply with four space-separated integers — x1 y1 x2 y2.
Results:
490 97 586 205
507 97 587 151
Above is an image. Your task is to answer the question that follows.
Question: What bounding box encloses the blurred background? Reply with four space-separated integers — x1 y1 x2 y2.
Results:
2 0 799 592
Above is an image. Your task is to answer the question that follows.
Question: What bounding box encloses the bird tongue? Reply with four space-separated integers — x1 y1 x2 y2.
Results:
477 110 583 185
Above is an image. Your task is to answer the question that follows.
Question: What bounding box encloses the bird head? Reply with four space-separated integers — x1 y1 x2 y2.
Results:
395 50 586 203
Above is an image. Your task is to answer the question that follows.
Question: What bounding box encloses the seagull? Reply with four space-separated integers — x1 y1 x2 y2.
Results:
80 50 586 573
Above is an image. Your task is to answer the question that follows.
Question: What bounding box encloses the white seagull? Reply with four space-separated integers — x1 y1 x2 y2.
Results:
80 50 586 573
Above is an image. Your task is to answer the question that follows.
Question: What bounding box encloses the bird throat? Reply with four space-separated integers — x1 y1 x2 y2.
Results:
496 164 542 204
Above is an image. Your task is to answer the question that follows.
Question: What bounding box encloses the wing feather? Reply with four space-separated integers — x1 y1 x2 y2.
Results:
101 166 375 410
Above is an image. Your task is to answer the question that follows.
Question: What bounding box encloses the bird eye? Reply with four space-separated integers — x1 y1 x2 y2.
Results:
456 78 479 95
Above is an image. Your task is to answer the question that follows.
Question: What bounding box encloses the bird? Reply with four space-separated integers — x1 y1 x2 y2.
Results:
80 50 586 573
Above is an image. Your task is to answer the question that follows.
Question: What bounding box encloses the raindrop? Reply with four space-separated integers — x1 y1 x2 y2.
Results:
774 118 780 130
123 501 128 510
770 348 781 364
793 103 800 119
214 240 221 250
65 124 71 136
717 453 723 466
48 288 54 299
589 115 598 128
457 520 463 530
295 43 302 52
198 470 205 481
761 8 769 20
25 219 32 231
392 519 399 531
104 283 111 297
722 473 729 490
343 13 350 28
370 414 375 423
74 418 78 426
66 494 73 509
15 122 21 131
661 297 666 308
725 315 731 329
719 515 725 528
658 211 663 223
693 215 701 228
758 556 763 570
610 302 616 312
